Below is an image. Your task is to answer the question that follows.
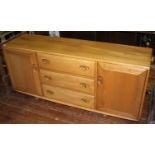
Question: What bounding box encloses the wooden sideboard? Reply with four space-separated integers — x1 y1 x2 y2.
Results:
2 34 152 121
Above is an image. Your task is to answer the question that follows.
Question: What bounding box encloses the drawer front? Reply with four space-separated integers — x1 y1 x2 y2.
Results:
40 70 95 95
37 53 95 78
43 85 95 109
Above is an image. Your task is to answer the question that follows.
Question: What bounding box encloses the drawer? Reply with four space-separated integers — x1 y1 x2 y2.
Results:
43 85 95 109
37 53 95 78
40 70 95 95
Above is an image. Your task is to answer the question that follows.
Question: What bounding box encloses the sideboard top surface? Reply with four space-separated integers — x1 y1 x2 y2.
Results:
3 34 152 67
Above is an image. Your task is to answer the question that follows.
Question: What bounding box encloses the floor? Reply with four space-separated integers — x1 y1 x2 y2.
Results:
0 84 149 124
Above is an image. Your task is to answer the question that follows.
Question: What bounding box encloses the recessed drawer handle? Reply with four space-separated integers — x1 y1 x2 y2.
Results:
81 98 89 103
42 59 50 64
97 76 103 85
79 65 89 71
44 75 52 81
80 83 87 88
47 90 54 95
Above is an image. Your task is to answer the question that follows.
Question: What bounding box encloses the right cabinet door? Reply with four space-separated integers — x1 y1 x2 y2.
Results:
97 62 148 120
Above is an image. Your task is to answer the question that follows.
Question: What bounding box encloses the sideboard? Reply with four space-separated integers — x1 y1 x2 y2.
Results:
2 34 152 121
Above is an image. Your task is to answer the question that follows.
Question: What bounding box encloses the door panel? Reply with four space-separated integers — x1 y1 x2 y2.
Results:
97 62 147 120
4 49 42 96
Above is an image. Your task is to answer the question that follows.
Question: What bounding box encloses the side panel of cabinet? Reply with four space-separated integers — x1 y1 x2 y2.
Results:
97 62 148 120
4 49 42 96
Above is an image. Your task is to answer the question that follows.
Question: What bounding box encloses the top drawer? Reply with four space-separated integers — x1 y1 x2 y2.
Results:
37 53 95 78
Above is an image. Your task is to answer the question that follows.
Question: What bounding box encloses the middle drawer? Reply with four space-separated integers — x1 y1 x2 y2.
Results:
40 69 95 95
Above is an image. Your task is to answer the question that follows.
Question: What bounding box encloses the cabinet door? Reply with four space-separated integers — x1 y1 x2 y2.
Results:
97 62 148 120
4 49 42 96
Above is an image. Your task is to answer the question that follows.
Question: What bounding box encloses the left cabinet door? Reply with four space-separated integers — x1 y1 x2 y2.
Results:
4 49 42 96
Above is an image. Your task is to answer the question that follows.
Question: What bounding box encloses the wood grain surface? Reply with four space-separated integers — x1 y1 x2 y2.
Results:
2 34 152 121
3 34 152 67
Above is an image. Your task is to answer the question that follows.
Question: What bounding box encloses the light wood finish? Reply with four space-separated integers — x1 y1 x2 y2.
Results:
3 49 42 96
138 69 150 119
97 62 148 120
4 34 152 67
2 34 153 121
43 85 95 109
38 53 95 78
40 69 95 95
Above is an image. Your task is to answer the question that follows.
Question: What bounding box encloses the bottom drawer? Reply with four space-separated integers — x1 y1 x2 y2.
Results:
43 85 95 109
